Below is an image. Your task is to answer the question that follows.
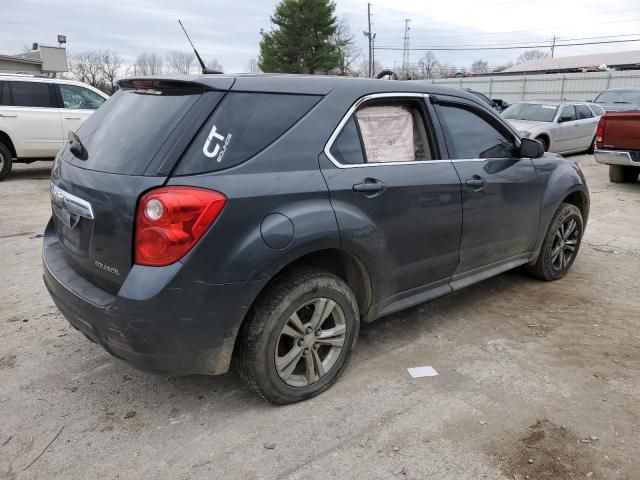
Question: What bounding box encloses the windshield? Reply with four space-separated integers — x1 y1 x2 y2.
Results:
502 103 558 122
594 90 640 105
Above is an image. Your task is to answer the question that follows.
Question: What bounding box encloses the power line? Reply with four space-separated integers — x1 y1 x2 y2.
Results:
375 37 640 52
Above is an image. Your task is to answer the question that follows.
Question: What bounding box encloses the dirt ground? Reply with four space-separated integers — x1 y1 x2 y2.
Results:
1 155 639 480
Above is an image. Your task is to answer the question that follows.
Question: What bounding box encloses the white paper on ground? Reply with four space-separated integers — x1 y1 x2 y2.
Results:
407 366 439 378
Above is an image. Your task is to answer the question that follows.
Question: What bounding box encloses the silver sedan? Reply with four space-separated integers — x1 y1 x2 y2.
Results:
502 101 603 154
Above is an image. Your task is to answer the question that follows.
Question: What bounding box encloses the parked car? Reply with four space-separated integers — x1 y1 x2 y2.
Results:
0 74 108 180
502 100 602 154
43 76 589 404
464 89 510 113
592 88 640 112
594 112 640 183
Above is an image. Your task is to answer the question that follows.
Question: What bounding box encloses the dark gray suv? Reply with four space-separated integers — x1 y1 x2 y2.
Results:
43 75 589 404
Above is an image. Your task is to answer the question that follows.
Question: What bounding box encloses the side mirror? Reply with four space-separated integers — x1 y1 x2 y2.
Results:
519 137 544 158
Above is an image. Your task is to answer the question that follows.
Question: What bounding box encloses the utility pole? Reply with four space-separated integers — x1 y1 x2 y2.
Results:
371 33 377 77
551 36 557 58
402 19 411 79
367 3 373 77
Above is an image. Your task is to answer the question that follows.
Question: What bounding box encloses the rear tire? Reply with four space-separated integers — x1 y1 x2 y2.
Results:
0 143 12 181
526 203 583 281
587 136 595 154
236 267 360 404
609 164 639 183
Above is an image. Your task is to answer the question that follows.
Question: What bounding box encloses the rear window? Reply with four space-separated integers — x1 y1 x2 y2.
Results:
67 84 202 175
174 92 321 175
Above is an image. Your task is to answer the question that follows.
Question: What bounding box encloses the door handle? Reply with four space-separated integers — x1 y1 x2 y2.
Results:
465 175 487 190
353 178 386 195
64 117 81 120
0 113 17 118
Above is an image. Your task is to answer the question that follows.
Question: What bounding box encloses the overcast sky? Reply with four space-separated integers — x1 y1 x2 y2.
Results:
2 0 640 73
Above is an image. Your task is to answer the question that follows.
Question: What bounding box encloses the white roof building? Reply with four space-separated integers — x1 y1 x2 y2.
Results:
502 50 640 74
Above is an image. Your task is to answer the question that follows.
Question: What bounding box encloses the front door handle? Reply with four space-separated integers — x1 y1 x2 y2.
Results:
353 178 386 195
465 175 487 190
0 113 17 118
64 117 81 120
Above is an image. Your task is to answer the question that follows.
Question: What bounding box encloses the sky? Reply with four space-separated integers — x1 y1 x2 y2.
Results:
2 0 640 73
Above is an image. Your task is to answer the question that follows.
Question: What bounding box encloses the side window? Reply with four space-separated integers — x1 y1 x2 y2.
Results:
576 105 593 120
175 92 321 175
59 84 106 110
329 101 433 165
590 105 604 116
9 81 54 108
558 105 577 122
0 81 11 106
437 104 514 159
330 117 365 165
355 104 432 163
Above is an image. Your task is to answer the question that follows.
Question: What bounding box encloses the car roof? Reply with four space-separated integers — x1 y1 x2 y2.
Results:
124 74 483 103
0 75 109 97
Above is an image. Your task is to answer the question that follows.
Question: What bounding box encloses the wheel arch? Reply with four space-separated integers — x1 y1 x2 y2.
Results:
535 133 550 151
0 131 17 158
230 248 374 363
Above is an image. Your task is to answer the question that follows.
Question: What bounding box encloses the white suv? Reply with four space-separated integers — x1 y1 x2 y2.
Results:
0 75 108 180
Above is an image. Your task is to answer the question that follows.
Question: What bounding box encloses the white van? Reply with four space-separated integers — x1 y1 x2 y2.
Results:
0 75 108 180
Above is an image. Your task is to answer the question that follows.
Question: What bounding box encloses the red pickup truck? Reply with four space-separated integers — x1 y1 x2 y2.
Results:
594 112 640 183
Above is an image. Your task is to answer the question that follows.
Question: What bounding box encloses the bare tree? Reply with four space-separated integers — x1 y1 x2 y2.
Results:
354 58 382 78
416 52 439 79
437 63 458 78
69 51 103 89
471 59 489 74
99 50 121 93
245 58 261 73
135 52 163 75
208 58 223 73
516 49 548 65
166 50 194 75
333 17 361 76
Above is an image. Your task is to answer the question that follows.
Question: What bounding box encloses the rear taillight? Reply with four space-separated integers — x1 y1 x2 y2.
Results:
595 115 606 150
135 187 226 267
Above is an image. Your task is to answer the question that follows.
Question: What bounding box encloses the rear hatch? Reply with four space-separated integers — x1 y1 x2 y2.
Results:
50 78 232 294
602 112 640 150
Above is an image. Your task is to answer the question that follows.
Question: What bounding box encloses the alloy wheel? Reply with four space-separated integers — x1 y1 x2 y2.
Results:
275 298 347 387
551 217 580 271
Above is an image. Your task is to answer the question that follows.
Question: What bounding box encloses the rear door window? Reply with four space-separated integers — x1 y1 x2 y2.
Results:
437 104 515 159
9 81 55 108
175 92 321 175
329 100 433 165
576 105 593 119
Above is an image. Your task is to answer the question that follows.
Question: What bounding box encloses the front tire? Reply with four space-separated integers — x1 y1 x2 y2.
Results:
0 143 12 181
526 203 584 281
236 267 360 404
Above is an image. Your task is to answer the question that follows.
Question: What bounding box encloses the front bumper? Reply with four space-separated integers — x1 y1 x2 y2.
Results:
42 219 267 375
594 149 640 167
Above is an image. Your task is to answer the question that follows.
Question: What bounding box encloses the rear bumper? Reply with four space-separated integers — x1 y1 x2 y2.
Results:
594 149 640 167
42 219 267 375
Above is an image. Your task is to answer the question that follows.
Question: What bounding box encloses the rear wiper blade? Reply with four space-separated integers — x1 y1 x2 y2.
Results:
68 131 88 160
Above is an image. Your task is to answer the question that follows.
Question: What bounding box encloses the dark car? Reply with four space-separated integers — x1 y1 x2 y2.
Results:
593 88 640 112
43 75 589 404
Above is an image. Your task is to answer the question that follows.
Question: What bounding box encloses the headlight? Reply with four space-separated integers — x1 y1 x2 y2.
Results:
520 130 531 138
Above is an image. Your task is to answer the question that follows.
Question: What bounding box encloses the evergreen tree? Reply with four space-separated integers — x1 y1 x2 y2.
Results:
259 0 341 74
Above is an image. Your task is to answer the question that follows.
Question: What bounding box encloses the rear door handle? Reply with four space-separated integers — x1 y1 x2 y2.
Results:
0 113 17 118
465 175 487 190
353 178 386 195
64 117 81 120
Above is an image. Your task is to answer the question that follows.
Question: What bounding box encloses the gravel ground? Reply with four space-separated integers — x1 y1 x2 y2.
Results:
1 155 639 480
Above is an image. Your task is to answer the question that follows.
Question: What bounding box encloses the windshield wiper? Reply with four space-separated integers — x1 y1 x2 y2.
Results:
613 101 631 104
68 131 88 160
